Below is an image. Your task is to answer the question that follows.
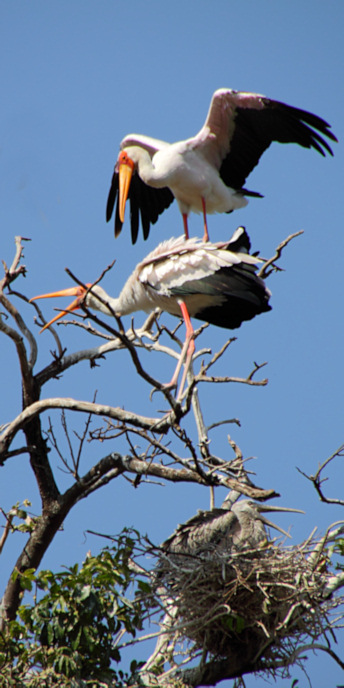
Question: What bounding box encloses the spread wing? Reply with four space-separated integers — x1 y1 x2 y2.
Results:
187 88 337 190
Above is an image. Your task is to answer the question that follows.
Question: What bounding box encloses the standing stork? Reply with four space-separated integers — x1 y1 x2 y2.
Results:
106 88 337 244
30 227 271 393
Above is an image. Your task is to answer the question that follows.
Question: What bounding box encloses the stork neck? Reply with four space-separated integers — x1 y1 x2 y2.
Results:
126 146 166 187
89 291 122 317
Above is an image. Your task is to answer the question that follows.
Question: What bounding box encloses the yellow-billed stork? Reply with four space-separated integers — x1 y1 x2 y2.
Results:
106 88 337 244
30 227 271 392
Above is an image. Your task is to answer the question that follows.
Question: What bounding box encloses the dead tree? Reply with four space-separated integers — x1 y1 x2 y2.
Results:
0 234 343 688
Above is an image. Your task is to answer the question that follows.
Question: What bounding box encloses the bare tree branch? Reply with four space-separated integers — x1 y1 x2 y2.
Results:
297 443 344 506
258 230 304 279
1 231 343 688
0 236 37 373
0 397 181 461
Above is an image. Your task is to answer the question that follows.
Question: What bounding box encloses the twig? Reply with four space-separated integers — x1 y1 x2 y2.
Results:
298 443 344 506
258 230 304 279
196 373 268 387
0 511 15 556
0 397 179 460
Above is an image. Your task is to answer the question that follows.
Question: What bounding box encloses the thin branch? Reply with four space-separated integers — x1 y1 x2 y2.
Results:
61 409 76 469
46 416 74 475
0 236 37 372
74 394 97 476
298 443 344 506
62 269 181 410
0 397 180 461
196 373 268 387
258 230 304 279
29 298 64 357
206 418 241 431
0 309 34 404
0 236 28 292
197 337 237 376
0 511 14 556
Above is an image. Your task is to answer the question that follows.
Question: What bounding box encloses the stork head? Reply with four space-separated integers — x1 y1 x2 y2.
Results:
116 150 135 223
222 499 304 544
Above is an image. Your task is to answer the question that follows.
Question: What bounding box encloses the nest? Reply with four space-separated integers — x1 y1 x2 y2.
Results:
154 535 339 671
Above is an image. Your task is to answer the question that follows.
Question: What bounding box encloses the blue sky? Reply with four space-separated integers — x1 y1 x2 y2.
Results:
1 2 343 684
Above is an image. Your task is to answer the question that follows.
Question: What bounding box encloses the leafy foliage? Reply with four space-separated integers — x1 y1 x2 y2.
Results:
0 531 150 686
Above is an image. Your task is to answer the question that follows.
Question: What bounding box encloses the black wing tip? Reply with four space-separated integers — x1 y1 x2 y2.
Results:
307 131 335 157
141 217 151 241
106 190 115 223
240 188 264 199
114 191 123 239
107 172 174 244
106 200 114 223
106 170 118 223
225 226 251 253
271 98 338 156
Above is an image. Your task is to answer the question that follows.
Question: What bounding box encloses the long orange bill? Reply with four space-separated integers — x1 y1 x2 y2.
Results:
118 158 134 223
29 284 91 332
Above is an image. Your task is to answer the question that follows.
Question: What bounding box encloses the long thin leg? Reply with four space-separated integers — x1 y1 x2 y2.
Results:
175 301 196 398
164 332 192 390
201 197 209 242
182 213 189 240
162 300 195 396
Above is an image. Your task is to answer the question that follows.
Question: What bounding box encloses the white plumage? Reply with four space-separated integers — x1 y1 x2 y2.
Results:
31 227 270 330
30 227 271 391
106 88 337 243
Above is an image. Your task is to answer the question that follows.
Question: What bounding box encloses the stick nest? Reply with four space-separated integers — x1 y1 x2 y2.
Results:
154 537 339 670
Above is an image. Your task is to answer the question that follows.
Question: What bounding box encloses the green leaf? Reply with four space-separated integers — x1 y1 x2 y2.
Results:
19 577 33 592
137 580 152 594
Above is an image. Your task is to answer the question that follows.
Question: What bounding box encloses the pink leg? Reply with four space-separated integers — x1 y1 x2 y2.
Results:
182 213 189 240
163 301 195 397
177 301 196 399
178 301 195 351
201 197 209 242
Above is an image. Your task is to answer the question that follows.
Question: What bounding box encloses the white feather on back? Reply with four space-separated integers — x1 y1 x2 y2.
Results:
139 236 260 293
